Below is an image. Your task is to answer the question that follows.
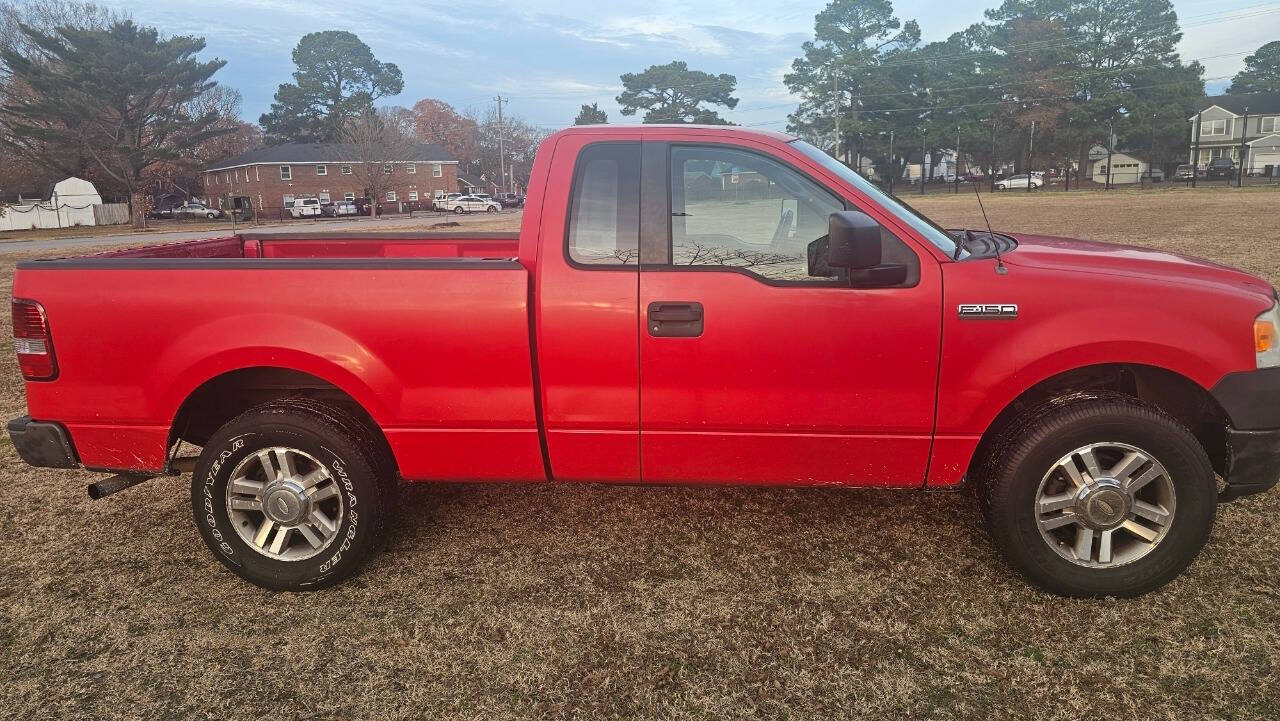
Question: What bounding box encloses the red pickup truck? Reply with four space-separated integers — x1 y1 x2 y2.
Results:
10 126 1280 597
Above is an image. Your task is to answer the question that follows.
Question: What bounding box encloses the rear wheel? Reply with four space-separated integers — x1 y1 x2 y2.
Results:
981 395 1216 597
486 205 497 213
191 401 395 591
453 206 464 214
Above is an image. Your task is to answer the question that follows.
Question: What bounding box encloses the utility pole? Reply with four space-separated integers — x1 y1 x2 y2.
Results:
494 95 507 193
1105 119 1114 190
1027 121 1036 193
920 131 926 196
1192 108 1203 189
832 69 841 159
989 120 998 193
1238 106 1249 188
1149 113 1156 187
887 128 895 194
955 125 961 194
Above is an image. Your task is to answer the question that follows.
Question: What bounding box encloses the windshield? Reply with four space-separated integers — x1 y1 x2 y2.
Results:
790 139 958 257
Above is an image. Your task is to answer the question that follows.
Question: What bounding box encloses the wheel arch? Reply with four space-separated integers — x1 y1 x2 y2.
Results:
968 363 1230 482
169 366 397 476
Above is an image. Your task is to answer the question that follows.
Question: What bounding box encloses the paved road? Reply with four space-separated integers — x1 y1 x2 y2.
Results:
0 210 522 253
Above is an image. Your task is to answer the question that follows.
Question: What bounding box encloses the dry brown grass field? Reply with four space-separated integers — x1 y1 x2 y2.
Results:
1 187 1278 720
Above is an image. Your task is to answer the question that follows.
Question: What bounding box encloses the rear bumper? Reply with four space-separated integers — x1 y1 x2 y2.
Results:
1213 368 1280 500
7 415 79 469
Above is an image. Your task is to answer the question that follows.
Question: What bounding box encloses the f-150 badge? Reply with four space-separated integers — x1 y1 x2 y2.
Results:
958 303 1018 319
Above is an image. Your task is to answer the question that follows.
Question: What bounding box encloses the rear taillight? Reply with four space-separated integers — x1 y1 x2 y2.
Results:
12 299 56 380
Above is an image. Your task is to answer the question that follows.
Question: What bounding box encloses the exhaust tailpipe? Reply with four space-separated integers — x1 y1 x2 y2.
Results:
87 473 154 500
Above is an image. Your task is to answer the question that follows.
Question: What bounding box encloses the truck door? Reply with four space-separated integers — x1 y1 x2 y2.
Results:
532 138 643 481
638 140 942 486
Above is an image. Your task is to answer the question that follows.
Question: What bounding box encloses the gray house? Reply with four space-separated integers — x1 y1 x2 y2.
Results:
1188 92 1280 175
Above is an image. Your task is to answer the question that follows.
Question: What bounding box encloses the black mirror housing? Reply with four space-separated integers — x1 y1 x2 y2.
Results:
827 211 883 269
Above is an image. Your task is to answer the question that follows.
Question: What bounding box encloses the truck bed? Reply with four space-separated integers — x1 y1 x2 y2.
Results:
14 230 542 480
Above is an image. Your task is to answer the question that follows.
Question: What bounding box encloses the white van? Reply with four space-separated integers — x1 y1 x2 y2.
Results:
288 197 322 218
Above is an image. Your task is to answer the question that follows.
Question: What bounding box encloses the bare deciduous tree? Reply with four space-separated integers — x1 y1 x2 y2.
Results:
340 108 420 211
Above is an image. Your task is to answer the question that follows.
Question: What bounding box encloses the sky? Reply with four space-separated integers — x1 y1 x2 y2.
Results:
99 0 1280 131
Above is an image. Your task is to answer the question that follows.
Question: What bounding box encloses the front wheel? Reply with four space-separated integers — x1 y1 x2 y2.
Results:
486 205 497 213
994 184 1005 190
981 395 1216 597
191 401 395 591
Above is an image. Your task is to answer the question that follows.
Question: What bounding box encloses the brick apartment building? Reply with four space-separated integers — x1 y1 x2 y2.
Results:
203 143 459 213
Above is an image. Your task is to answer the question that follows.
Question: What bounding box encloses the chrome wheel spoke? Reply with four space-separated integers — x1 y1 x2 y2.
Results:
1109 451 1147 484
1040 513 1078 531
1098 529 1115 564
309 509 337 536
1073 527 1095 562
269 526 293 555
1078 448 1104 482
297 523 325 549
1059 456 1088 489
257 450 278 482
274 448 298 481
308 483 338 503
298 468 329 490
229 477 264 497
253 518 275 548
1131 500 1171 525
1038 492 1075 514
1120 519 1159 543
1125 466 1162 495
230 497 262 512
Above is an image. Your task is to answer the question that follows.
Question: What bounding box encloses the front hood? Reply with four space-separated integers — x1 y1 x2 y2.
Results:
1002 233 1275 301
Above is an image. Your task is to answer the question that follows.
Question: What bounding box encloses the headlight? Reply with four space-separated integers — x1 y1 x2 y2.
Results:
1255 302 1280 368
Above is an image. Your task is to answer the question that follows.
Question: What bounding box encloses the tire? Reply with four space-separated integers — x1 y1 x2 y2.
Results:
981 394 1216 598
453 206 464 214
207 213 217 219
191 401 395 591
486 205 497 213
994 184 1005 190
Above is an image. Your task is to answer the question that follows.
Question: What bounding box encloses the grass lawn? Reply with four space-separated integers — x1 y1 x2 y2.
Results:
1 188 1278 720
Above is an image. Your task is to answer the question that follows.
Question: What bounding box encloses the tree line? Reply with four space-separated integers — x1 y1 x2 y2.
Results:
596 1 1279 180
4 0 1280 228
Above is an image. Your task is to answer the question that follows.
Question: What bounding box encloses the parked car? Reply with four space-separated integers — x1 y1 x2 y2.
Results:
321 200 359 217
148 206 175 220
1174 164 1196 181
449 195 501 213
433 193 463 211
993 174 1042 190
10 125 1280 599
172 202 222 219
496 192 525 208
957 172 985 182
288 197 322 218
1206 157 1236 179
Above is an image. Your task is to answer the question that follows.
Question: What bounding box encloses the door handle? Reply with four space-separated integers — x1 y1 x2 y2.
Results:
648 302 703 337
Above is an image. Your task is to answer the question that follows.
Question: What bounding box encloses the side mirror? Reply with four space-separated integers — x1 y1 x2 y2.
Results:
827 211 883 269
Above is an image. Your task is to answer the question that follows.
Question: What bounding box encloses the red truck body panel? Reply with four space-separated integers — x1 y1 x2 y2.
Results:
11 126 1277 490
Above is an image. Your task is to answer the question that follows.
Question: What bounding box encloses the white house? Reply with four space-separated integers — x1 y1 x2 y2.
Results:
1086 146 1157 184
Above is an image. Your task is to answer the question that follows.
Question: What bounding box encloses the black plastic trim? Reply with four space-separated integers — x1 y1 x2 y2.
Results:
1221 426 1280 501
17 258 523 270
7 415 79 469
1210 366 1280 430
